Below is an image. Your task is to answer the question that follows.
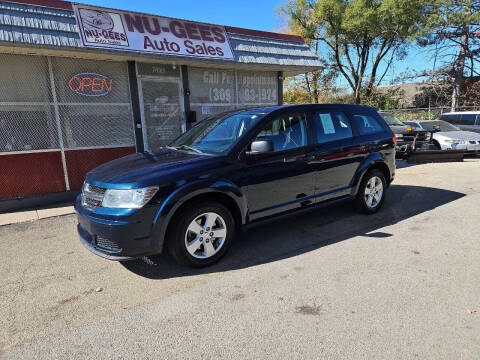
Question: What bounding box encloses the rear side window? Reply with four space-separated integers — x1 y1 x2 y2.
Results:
440 114 476 125
312 112 353 144
351 114 384 135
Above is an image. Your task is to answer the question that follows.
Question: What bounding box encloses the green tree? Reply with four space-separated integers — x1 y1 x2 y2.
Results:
419 0 480 110
283 84 311 103
280 0 425 104
283 57 339 104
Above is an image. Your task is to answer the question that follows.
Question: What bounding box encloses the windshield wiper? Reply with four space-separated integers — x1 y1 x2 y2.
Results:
172 145 205 154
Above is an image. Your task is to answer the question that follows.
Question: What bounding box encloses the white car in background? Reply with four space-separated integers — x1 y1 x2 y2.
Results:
405 120 480 154
439 111 480 133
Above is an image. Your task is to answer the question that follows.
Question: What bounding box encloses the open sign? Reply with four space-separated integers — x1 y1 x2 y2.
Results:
68 73 113 96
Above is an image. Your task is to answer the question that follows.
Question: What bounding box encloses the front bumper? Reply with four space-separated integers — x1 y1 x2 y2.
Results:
443 142 480 153
75 199 162 261
396 140 430 155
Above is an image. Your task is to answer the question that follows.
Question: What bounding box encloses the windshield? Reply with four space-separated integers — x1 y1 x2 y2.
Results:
381 113 404 126
170 111 266 155
417 120 460 132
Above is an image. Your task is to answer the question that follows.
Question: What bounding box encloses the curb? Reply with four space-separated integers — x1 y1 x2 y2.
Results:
0 206 75 226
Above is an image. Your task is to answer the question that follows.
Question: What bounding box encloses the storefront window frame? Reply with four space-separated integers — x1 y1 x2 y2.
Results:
0 53 136 191
187 67 279 123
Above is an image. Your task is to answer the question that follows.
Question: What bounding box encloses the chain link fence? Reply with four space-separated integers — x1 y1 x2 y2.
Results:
0 52 135 200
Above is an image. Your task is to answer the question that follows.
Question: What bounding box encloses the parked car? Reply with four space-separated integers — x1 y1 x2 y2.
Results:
439 111 480 133
379 112 431 157
405 120 480 153
76 104 396 267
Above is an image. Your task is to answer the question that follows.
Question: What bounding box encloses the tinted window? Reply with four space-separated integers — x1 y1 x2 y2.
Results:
415 120 459 132
312 112 353 144
253 112 307 152
352 114 384 135
381 113 404 126
440 113 476 125
171 111 265 154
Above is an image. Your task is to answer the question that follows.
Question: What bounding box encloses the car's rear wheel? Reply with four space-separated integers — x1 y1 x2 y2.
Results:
167 202 235 267
355 169 386 214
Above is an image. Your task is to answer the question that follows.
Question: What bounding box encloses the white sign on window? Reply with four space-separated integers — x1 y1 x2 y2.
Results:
320 114 335 134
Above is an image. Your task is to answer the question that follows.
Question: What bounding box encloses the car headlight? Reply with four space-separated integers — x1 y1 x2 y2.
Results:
102 186 159 209
396 134 403 138
444 139 465 144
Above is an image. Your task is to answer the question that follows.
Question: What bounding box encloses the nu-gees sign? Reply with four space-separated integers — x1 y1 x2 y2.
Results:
73 4 234 60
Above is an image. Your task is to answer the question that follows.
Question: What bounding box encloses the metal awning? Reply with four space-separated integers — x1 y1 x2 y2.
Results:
0 0 323 75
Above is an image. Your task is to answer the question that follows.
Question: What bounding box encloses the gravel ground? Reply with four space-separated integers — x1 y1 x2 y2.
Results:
1 159 479 359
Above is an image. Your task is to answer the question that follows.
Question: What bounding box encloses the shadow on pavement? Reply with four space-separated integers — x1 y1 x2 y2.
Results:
121 184 465 279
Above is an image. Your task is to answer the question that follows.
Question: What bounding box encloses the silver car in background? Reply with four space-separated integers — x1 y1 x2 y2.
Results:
439 111 480 133
405 120 480 154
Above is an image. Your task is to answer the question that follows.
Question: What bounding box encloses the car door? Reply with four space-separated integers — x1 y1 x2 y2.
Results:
243 111 316 220
309 110 366 203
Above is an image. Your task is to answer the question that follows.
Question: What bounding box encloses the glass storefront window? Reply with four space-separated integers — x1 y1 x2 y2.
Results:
0 54 279 154
59 105 134 149
236 71 277 106
0 54 55 153
0 54 135 153
0 105 58 152
188 67 238 121
188 67 278 122
52 57 135 149
52 57 132 104
0 54 51 103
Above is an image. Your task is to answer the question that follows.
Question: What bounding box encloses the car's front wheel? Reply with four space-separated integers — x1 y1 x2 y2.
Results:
355 169 387 214
432 140 442 150
166 202 235 267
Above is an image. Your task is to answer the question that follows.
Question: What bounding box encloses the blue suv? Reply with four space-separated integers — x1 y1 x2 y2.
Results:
76 104 396 267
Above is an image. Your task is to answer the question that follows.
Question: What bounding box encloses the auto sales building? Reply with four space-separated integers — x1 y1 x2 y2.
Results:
0 0 322 206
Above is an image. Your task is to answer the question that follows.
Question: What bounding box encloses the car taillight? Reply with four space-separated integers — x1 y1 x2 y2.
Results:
392 134 397 146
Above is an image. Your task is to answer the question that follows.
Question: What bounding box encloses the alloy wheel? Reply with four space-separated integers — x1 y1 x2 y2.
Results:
184 212 227 259
364 176 383 209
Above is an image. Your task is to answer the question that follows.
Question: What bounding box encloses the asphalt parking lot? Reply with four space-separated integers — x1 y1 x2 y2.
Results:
1 159 479 359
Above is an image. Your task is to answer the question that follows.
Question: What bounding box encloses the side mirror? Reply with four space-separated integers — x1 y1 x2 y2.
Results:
246 139 274 156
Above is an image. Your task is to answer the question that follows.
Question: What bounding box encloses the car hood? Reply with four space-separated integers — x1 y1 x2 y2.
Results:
85 148 220 188
434 131 480 140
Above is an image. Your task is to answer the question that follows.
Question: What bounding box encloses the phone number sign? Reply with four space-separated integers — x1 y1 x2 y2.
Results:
73 4 234 60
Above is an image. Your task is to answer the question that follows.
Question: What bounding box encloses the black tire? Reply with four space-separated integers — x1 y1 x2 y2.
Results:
355 169 387 214
166 202 235 268
432 140 442 150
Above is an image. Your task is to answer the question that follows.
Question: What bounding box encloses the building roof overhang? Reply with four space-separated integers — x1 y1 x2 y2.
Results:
0 0 323 75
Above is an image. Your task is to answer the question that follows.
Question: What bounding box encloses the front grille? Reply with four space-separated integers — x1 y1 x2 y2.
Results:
87 184 106 194
96 236 121 252
82 183 106 211
403 132 428 142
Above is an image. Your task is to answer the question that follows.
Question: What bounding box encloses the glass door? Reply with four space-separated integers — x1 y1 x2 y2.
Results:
138 76 183 151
